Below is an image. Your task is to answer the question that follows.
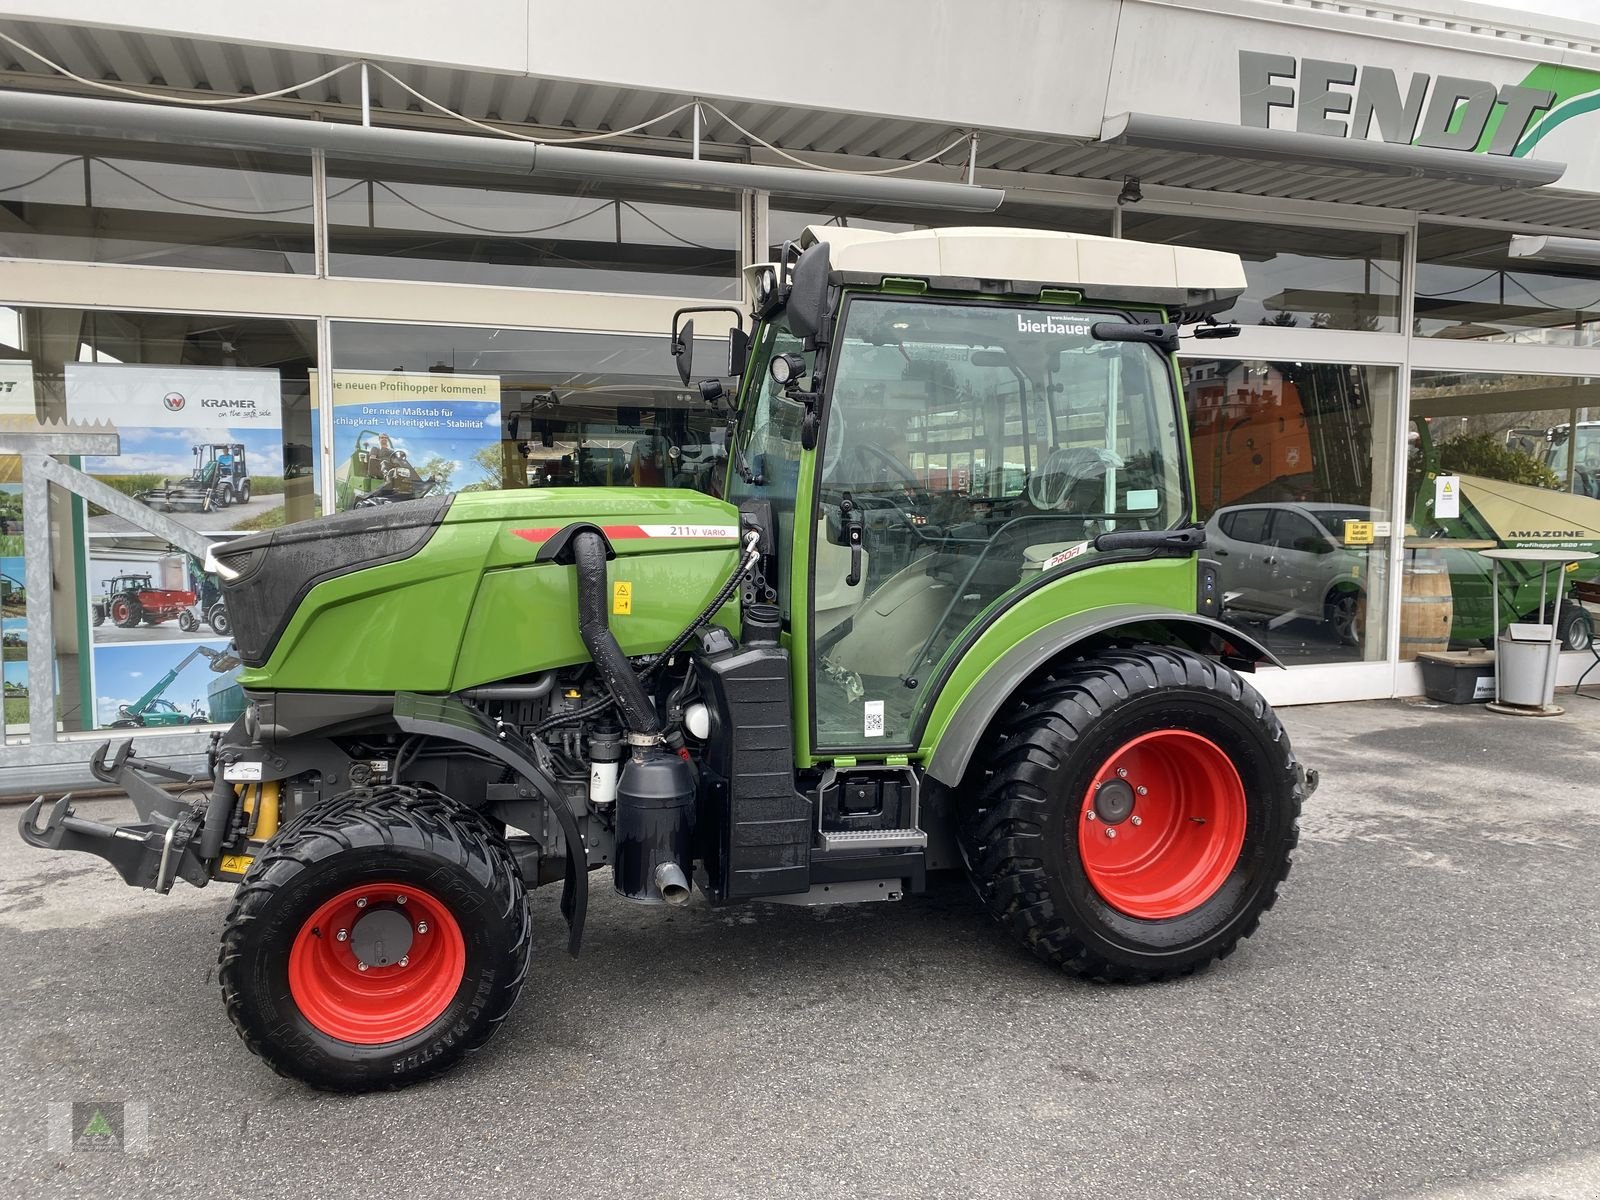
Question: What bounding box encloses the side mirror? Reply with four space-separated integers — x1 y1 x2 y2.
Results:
787 241 832 344
672 318 695 387
728 328 750 377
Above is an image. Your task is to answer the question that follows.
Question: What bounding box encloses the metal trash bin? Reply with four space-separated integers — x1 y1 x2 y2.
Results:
1496 624 1557 708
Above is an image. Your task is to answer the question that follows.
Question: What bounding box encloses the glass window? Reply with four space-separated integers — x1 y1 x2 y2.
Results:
725 319 810 618
1184 358 1396 665
809 296 1185 746
327 322 728 512
769 196 1111 259
326 161 739 297
1122 213 1402 332
1415 225 1600 346
0 306 317 742
1228 507 1270 544
1406 370 1600 654
0 133 314 273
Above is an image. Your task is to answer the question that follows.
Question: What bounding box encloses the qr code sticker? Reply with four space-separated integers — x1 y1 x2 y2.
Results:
864 700 885 737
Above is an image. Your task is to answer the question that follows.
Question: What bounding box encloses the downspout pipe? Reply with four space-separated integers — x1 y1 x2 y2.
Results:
0 89 1007 212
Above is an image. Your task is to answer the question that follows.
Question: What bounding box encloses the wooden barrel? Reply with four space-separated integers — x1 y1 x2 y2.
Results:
1400 550 1453 660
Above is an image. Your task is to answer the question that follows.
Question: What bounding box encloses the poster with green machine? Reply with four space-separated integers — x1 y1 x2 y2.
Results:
310 370 503 512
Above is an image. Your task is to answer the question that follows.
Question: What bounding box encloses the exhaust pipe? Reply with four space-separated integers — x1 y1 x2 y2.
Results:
654 861 691 907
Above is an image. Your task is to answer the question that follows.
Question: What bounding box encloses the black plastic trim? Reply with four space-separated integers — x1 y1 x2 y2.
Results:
534 522 616 565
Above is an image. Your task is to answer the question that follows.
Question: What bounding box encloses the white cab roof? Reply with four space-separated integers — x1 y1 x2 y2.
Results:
753 225 1248 310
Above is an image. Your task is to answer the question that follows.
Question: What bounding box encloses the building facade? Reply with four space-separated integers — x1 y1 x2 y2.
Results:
2 0 1599 785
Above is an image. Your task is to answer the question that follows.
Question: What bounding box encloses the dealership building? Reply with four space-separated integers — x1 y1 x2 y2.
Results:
1 0 1599 785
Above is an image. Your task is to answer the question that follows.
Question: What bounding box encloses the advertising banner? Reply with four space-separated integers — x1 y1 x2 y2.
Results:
1 553 25 732
63 363 286 534
86 534 230 646
0 360 37 418
91 638 241 731
310 370 502 511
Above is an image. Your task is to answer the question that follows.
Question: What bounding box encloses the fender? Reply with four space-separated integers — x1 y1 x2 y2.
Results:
391 692 588 957
922 603 1282 787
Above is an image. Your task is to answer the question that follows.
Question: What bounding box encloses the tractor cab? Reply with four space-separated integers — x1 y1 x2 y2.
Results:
679 226 1249 750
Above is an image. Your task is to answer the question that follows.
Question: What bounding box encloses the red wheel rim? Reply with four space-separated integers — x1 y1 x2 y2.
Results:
1077 730 1247 920
287 882 466 1044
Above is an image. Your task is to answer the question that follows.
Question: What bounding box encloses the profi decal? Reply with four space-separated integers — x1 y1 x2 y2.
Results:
1239 51 1554 155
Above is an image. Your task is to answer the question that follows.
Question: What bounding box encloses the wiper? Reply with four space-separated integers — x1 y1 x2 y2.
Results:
726 412 763 486
735 446 763 486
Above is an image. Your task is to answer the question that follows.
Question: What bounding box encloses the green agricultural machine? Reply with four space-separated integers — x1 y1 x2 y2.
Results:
21 227 1314 1092
108 644 239 728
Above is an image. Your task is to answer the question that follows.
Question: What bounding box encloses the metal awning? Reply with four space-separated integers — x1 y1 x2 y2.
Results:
3 16 1600 230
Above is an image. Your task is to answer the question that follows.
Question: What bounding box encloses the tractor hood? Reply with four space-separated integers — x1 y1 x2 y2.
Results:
216 488 744 691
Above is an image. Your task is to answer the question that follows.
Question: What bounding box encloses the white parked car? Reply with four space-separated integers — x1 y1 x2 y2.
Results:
1204 502 1375 645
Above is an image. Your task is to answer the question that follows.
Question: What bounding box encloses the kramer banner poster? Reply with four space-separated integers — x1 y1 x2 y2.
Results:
310 370 502 512
64 363 286 534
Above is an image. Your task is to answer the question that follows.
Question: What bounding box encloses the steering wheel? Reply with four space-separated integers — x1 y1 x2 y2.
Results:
839 443 934 509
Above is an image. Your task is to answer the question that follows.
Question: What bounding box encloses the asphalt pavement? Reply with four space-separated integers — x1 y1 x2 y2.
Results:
0 698 1597 1199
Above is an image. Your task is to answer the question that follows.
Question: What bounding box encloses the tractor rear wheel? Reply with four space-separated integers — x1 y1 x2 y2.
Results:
961 645 1302 982
219 785 530 1092
110 595 142 628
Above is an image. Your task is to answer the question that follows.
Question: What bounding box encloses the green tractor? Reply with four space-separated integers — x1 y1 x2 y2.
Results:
21 227 1313 1092
335 429 442 509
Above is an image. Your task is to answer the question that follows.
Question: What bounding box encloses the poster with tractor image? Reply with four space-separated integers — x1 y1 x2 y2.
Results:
86 534 234 645
310 370 502 512
90 637 241 730
64 362 288 535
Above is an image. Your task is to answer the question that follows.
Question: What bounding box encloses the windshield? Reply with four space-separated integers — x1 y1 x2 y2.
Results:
811 295 1187 747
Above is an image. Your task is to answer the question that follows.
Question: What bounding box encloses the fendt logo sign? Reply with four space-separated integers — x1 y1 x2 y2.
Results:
1239 51 1555 155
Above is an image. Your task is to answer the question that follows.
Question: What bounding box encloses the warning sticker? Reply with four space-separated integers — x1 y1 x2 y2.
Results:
864 700 885 738
218 855 254 876
613 581 633 615
223 761 263 782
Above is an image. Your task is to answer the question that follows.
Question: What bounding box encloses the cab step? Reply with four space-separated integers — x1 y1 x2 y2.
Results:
817 827 928 852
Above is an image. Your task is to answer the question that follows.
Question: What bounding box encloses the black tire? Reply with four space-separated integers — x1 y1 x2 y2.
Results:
178 610 198 633
219 785 531 1092
960 645 1303 982
216 484 233 508
110 595 142 628
1325 588 1364 648
207 603 231 637
238 480 252 504
91 605 105 628
1556 602 1593 653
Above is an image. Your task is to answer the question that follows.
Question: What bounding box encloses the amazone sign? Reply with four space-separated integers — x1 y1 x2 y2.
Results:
1239 51 1600 158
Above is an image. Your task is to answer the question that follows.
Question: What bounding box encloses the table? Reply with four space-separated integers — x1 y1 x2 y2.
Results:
1479 547 1598 716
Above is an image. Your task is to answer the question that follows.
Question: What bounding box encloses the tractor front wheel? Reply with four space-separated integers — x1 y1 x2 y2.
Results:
219 785 530 1092
961 645 1302 982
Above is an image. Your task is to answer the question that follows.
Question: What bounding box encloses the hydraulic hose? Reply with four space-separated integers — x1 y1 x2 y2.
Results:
572 530 663 740
533 531 761 736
